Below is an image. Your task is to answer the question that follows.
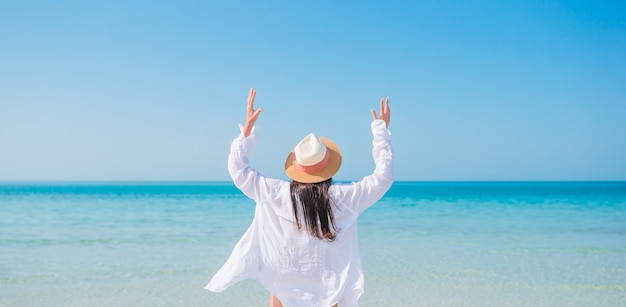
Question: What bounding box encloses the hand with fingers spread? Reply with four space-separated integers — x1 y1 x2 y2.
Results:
371 97 391 127
243 88 262 137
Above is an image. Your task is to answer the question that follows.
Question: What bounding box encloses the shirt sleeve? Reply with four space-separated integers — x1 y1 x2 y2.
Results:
227 125 275 202
334 119 394 215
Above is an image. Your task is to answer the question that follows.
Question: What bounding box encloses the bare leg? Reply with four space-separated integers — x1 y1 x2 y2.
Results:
269 293 283 307
269 293 338 307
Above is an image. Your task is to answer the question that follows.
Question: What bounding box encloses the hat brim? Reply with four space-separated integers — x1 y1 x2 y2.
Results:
284 137 342 183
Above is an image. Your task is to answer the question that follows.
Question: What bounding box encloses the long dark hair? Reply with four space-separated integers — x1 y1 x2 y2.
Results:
290 178 338 241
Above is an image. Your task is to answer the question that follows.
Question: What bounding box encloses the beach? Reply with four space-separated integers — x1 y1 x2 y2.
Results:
1 181 625 306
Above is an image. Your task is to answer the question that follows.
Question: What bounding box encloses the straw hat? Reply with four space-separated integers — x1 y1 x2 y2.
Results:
284 133 342 183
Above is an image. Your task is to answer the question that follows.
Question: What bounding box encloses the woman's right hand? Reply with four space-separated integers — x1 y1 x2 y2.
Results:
371 97 390 127
243 88 262 137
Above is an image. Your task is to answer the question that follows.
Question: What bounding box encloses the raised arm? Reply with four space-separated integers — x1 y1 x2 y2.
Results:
228 88 270 201
334 97 394 215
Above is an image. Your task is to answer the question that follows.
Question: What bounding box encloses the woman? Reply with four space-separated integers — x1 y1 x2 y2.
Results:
206 88 393 307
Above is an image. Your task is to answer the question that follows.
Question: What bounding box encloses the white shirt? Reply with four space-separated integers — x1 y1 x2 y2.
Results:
206 119 394 307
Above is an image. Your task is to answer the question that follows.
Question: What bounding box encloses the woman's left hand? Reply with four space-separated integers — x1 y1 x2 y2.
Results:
243 88 262 137
371 97 390 127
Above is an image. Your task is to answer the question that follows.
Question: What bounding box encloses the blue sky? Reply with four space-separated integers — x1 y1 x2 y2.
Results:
1 0 624 181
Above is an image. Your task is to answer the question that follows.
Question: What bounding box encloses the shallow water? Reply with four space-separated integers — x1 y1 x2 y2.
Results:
1 181 625 306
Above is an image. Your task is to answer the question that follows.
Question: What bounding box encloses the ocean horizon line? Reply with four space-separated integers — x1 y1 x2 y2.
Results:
1 179 625 185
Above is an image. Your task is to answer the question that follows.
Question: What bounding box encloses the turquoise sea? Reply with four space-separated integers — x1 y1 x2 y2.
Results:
1 181 625 307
